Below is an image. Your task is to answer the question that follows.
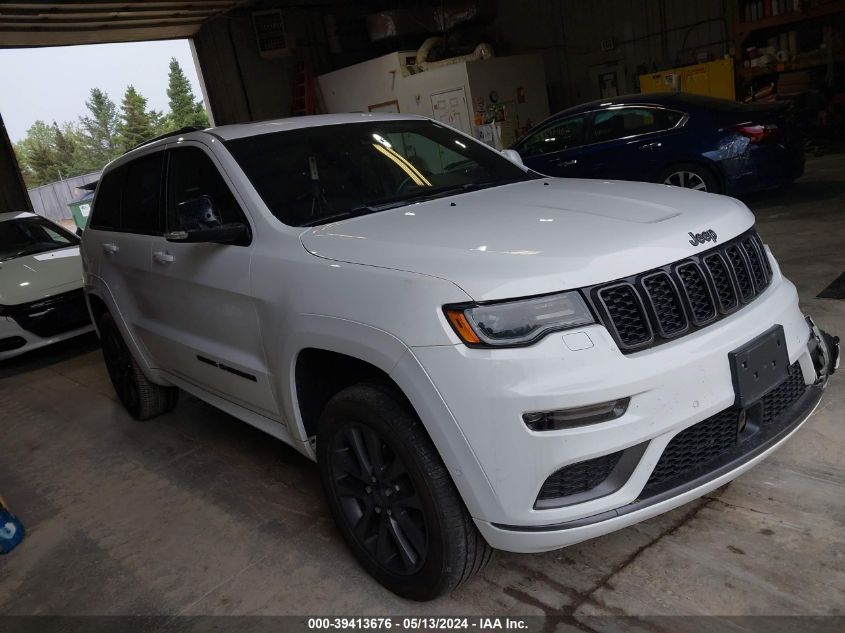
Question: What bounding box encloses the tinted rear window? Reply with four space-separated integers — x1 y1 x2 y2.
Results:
668 94 754 112
89 153 163 234
90 166 124 231
121 153 163 233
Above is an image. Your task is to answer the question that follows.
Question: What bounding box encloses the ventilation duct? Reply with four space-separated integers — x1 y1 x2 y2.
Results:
366 1 495 42
407 36 494 74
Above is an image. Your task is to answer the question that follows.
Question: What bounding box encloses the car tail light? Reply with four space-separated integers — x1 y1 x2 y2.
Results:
731 123 781 143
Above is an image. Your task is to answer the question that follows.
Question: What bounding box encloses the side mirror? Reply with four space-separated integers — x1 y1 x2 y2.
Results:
501 148 524 167
165 196 249 244
75 227 83 237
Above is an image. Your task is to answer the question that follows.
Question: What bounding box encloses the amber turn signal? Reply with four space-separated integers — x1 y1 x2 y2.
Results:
444 309 481 345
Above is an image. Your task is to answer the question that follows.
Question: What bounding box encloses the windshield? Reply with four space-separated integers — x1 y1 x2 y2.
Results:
225 119 533 227
0 216 78 263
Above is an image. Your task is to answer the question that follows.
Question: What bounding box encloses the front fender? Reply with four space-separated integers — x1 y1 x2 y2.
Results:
279 314 411 450
277 315 497 519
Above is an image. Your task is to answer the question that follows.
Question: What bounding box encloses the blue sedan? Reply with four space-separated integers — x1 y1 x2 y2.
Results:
511 93 804 195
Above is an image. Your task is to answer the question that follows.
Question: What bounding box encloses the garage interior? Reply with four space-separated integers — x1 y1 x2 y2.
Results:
1 0 843 626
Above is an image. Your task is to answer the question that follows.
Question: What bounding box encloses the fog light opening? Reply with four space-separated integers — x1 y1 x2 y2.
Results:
523 397 630 431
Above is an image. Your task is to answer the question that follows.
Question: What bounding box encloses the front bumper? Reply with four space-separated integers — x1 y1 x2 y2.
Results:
0 288 94 361
407 269 836 551
476 369 830 553
0 317 94 361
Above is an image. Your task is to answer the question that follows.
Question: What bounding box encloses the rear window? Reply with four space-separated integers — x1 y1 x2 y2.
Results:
89 152 163 234
90 166 124 231
121 153 163 234
670 94 753 112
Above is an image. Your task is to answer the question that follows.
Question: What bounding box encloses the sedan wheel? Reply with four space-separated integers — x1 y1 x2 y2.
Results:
663 170 708 191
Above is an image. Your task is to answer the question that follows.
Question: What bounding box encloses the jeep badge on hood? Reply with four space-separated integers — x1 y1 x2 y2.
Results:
689 229 718 246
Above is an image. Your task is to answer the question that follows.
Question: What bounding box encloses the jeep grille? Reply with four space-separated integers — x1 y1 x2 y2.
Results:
588 228 772 353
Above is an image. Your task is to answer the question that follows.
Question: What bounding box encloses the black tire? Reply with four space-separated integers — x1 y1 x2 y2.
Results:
658 162 721 194
317 383 492 600
99 312 178 421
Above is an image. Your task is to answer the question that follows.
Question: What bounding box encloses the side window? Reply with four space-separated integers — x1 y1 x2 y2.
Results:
167 147 247 230
89 166 125 231
121 153 164 234
517 116 585 157
590 108 681 144
658 109 685 128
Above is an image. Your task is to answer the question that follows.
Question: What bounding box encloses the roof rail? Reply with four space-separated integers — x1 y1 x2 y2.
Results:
126 126 206 154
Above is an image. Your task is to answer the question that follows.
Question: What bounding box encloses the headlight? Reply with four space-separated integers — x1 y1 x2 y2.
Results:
443 291 595 347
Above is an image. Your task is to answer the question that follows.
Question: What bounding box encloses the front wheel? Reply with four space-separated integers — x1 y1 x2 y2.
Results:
317 383 492 600
99 312 178 420
659 163 720 193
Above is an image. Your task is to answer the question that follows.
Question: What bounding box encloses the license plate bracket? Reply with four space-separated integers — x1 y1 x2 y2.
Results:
729 325 790 409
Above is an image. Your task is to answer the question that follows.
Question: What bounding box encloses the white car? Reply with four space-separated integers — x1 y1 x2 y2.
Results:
1 211 93 360
81 115 839 600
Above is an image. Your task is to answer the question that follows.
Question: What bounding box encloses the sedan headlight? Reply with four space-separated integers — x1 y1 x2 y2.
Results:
444 291 595 347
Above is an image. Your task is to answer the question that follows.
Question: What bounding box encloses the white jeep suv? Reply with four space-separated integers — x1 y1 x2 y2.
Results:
81 114 839 600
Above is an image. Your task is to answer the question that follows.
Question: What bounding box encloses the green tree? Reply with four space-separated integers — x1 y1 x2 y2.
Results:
13 120 89 187
165 58 209 129
116 85 156 153
149 108 169 137
53 122 85 178
79 88 119 167
15 121 59 186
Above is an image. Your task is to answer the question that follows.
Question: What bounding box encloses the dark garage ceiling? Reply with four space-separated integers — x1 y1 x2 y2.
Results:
0 1 246 47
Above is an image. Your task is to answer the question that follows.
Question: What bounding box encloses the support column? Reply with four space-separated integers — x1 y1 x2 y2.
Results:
0 112 30 213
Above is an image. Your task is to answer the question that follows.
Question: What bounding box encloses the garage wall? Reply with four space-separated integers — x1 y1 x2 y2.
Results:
193 13 295 125
190 1 736 127
494 0 735 111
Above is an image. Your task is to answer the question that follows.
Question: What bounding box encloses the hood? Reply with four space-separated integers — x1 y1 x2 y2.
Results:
300 179 755 301
0 246 84 305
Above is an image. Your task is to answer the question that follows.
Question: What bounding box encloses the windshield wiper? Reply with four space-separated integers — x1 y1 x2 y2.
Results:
298 205 388 227
298 181 525 227
7 245 57 260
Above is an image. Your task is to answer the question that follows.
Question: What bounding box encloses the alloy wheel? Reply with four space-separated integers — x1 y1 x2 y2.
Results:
329 423 428 575
102 325 139 412
663 170 708 191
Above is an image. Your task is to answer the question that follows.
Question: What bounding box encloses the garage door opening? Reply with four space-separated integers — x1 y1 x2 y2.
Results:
0 38 210 229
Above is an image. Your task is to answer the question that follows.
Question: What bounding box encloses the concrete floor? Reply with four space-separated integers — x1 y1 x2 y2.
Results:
1 154 843 623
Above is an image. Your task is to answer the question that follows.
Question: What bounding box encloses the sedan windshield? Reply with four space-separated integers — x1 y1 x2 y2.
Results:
0 216 78 262
225 120 533 227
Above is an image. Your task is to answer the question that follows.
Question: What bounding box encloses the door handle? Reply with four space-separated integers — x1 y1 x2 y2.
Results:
552 158 578 167
639 142 662 150
153 251 175 264
102 243 119 254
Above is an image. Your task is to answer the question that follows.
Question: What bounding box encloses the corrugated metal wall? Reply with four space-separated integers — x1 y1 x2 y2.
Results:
496 0 735 111
27 171 100 222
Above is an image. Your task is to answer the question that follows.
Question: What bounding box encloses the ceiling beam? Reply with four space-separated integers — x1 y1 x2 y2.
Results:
0 10 223 21
0 2 238 11
0 1 246 48
0 16 210 30
0 24 202 47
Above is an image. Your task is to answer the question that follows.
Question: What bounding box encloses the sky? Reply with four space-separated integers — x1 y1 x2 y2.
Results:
0 39 205 143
